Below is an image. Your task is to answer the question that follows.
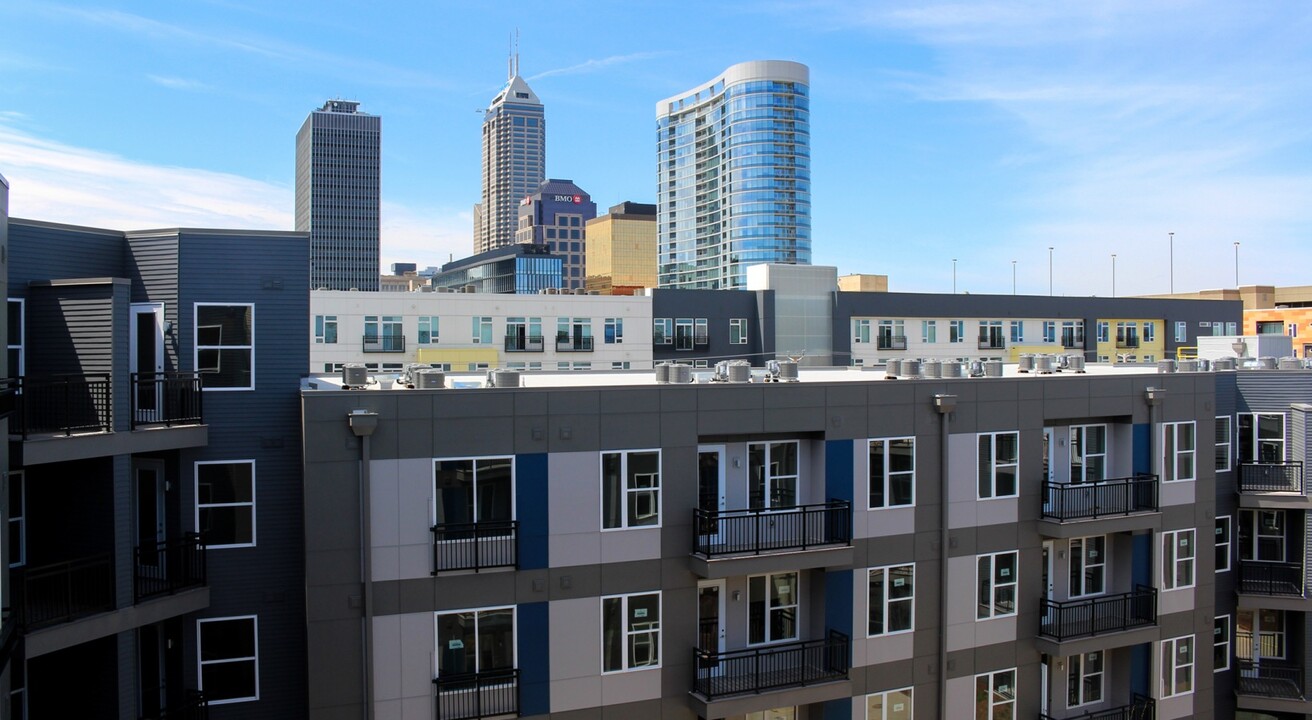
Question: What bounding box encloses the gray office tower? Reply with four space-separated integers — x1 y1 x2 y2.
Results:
296 99 381 291
475 56 546 254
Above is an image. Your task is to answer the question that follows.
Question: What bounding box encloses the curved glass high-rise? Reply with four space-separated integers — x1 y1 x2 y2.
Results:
657 60 811 290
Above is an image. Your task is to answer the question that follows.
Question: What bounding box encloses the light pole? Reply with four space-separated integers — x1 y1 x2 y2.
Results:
1169 232 1174 293
1111 254 1117 297
1234 241 1240 287
1012 260 1017 295
1048 247 1054 296
953 258 957 294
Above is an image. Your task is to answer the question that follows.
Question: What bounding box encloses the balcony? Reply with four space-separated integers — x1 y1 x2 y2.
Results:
6 374 111 439
1236 661 1306 713
503 335 545 353
1115 336 1140 349
16 553 115 630
978 335 1006 350
432 521 518 573
876 335 907 351
555 335 594 352
690 501 852 578
1040 694 1155 720
362 334 406 353
691 631 849 715
149 690 209 720
1061 333 1084 349
134 534 207 602
1238 463 1306 508
1237 560 1305 598
1040 476 1160 537
131 372 203 429
1038 586 1158 651
434 668 518 720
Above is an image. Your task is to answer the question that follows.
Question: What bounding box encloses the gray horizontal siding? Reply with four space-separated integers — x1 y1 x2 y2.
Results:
9 220 125 295
127 233 181 372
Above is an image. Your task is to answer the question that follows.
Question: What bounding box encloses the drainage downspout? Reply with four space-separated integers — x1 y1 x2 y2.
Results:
349 410 379 720
933 394 957 720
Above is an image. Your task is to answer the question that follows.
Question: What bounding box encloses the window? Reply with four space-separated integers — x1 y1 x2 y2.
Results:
195 304 253 390
1175 321 1187 342
877 320 905 349
604 318 624 344
921 320 937 344
1215 516 1231 572
1256 320 1283 335
1161 529 1195 590
977 551 1018 619
1238 609 1285 660
749 441 798 509
471 316 493 344
653 318 672 345
1214 616 1230 672
1238 413 1285 463
1009 321 1024 343
949 320 964 343
418 316 439 345
1160 635 1194 698
1070 425 1106 483
868 564 914 635
196 461 255 548
7 298 23 377
1061 321 1084 348
853 319 871 344
1215 416 1231 471
1042 321 1056 343
730 318 748 345
675 318 697 350
7 471 23 567
1143 321 1156 343
869 438 914 508
1068 651 1104 707
198 616 258 704
601 592 661 672
1238 509 1285 562
314 315 337 344
866 687 912 720
978 432 1019 499
434 457 513 532
436 607 514 677
611 361 630 370
1161 422 1195 482
601 450 660 530
975 669 1015 720
1093 321 1108 343
749 572 799 644
1069 536 1105 597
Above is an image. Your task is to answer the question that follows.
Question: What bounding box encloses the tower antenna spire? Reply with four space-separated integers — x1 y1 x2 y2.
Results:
507 32 513 80
514 28 520 76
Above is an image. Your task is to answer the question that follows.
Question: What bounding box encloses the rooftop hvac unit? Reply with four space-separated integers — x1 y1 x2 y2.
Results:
420 286 435 292
922 359 941 378
1034 355 1054 374
588 290 601 295
342 363 368 388
775 360 799 382
902 359 921 378
1258 357 1278 370
670 363 693 384
1157 359 1176 374
1017 355 1034 373
414 369 446 389
1279 357 1302 370
462 285 476 293
573 288 586 295
968 360 986 378
399 363 434 388
726 360 751 383
1066 355 1086 373
1177 360 1200 372
984 360 1003 378
654 363 671 384
942 360 963 378
886 359 902 378
1213 357 1236 371
545 287 559 295
1198 358 1211 372
488 369 521 388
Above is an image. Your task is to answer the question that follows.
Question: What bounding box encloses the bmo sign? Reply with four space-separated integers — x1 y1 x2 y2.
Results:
554 194 582 204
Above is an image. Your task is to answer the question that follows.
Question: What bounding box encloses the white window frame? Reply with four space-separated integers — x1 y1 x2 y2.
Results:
417 316 439 345
865 687 913 719
867 563 915 636
653 318 673 345
8 470 24 567
949 320 964 343
1070 424 1107 484
748 441 800 510
748 571 800 645
7 298 24 378
1069 536 1106 598
1238 412 1285 463
313 314 337 344
600 449 661 530
1161 421 1196 482
1214 615 1230 672
1215 415 1231 471
1143 321 1156 343
1174 321 1187 342
730 318 748 345
921 320 937 344
1215 515 1231 572
605 317 624 344
1097 321 1109 343
1239 509 1286 562
978 432 1019 499
195 460 256 549
975 668 1016 720
853 319 871 344
977 551 1018 620
194 302 254 391
1067 651 1104 707
1009 320 1024 343
1160 635 1194 698
471 316 493 344
868 437 915 509
434 605 517 677
197 615 259 704
1042 321 1056 343
600 591 661 673
1161 529 1195 590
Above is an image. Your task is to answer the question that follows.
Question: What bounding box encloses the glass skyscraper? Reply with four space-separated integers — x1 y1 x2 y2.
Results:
657 60 811 290
476 58 546 255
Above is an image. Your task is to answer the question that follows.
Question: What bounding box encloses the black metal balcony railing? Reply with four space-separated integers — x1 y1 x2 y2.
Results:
432 521 518 573
1038 585 1157 641
131 372 204 429
692 501 852 558
692 629 849 700
504 335 545 353
149 690 209 720
1039 693 1155 720
1041 475 1159 521
434 668 519 720
17 553 115 629
362 334 406 353
1236 661 1305 700
4 374 112 438
1238 461 1304 494
877 335 907 351
978 335 1006 350
134 533 207 602
555 335 594 352
1237 561 1305 597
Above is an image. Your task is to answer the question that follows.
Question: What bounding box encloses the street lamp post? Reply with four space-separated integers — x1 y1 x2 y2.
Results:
1169 232 1174 293
1012 260 1017 295
1048 247 1054 296
953 258 957 294
1234 242 1240 287
1111 254 1117 297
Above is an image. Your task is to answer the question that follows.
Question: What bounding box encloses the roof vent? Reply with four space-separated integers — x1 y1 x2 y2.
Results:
669 363 693 384
885 359 902 379
1035 355 1054 374
1066 355 1086 373
942 360 963 378
654 362 671 384
486 369 521 388
923 359 941 378
1279 357 1302 370
1017 355 1034 373
415 369 446 389
1258 357 1278 370
1214 357 1237 371
984 360 1003 378
1157 359 1176 374
902 359 922 378
1178 360 1200 372
342 363 368 389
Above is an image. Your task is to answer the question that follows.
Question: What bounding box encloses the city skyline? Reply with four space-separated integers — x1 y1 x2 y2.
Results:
0 1 1309 296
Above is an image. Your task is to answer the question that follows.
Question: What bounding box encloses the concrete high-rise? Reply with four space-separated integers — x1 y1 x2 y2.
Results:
657 61 811 290
296 99 381 291
516 178 595 290
476 57 545 254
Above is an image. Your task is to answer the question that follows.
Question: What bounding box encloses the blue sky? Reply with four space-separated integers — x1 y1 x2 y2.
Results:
1 1 1309 296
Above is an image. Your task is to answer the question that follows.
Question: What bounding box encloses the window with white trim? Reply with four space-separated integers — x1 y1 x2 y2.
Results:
869 437 914 509
1042 321 1056 343
195 303 253 390
7 470 24 567
601 592 660 672
978 432 1019 499
749 441 798 509
1215 516 1231 572
435 606 515 677
1160 635 1194 698
1067 651 1103 707
1161 529 1195 590
949 320 964 343
749 572 799 644
314 314 337 344
1238 509 1285 562
471 316 492 344
975 669 1015 720
196 461 255 548
198 616 259 704
1070 425 1106 483
1096 321 1109 343
417 316 439 345
1238 412 1285 463
921 320 937 344
604 317 623 344
1069 536 1105 597
7 298 23 378
1213 615 1230 672
1143 322 1156 343
868 564 914 635
730 318 748 345
977 551 1018 619
653 318 672 345
1161 422 1195 482
1009 320 1024 343
1175 321 1187 342
1214 416 1231 471
853 319 871 344
866 687 912 719
434 457 513 533
601 450 660 530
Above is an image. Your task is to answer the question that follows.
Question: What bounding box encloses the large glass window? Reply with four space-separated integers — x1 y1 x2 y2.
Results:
436 607 515 676
866 688 912 720
853 319 871 344
1238 609 1285 660
868 564 914 636
749 441 799 509
730 318 748 345
1215 416 1231 471
1238 509 1285 562
1214 615 1231 672
1042 321 1056 343
471 316 493 344
1067 651 1104 707
601 451 661 530
7 298 23 377
975 669 1015 720
921 320 937 344
1215 516 1231 572
198 616 258 704
8 471 23 567
1238 413 1285 463
417 316 439 345
434 457 514 528
1161 422 1196 482
949 320 964 343
314 315 337 344
978 432 1019 499
869 438 915 509
195 461 255 548
1160 635 1194 698
604 318 624 344
601 592 660 672
749 572 799 644
195 304 253 390
1069 536 1105 597
1162 529 1195 590
977 551 1018 619
1070 425 1106 483
653 318 673 345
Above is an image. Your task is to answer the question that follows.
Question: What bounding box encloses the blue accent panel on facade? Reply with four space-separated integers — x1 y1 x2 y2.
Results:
824 698 853 720
1132 533 1151 588
518 601 550 716
825 569 853 638
1130 642 1149 697
825 439 854 504
1132 424 1150 475
516 453 549 570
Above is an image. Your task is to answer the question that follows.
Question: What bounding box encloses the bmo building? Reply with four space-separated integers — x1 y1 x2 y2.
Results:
517 178 597 290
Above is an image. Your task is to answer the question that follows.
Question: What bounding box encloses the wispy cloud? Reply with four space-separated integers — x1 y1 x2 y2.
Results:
528 51 668 81
147 74 211 92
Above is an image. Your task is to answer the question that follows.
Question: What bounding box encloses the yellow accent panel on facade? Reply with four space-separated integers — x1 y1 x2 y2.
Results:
415 348 499 366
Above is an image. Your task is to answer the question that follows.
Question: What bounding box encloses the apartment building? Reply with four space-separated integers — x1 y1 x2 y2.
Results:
3 216 309 719
300 358 1274 720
